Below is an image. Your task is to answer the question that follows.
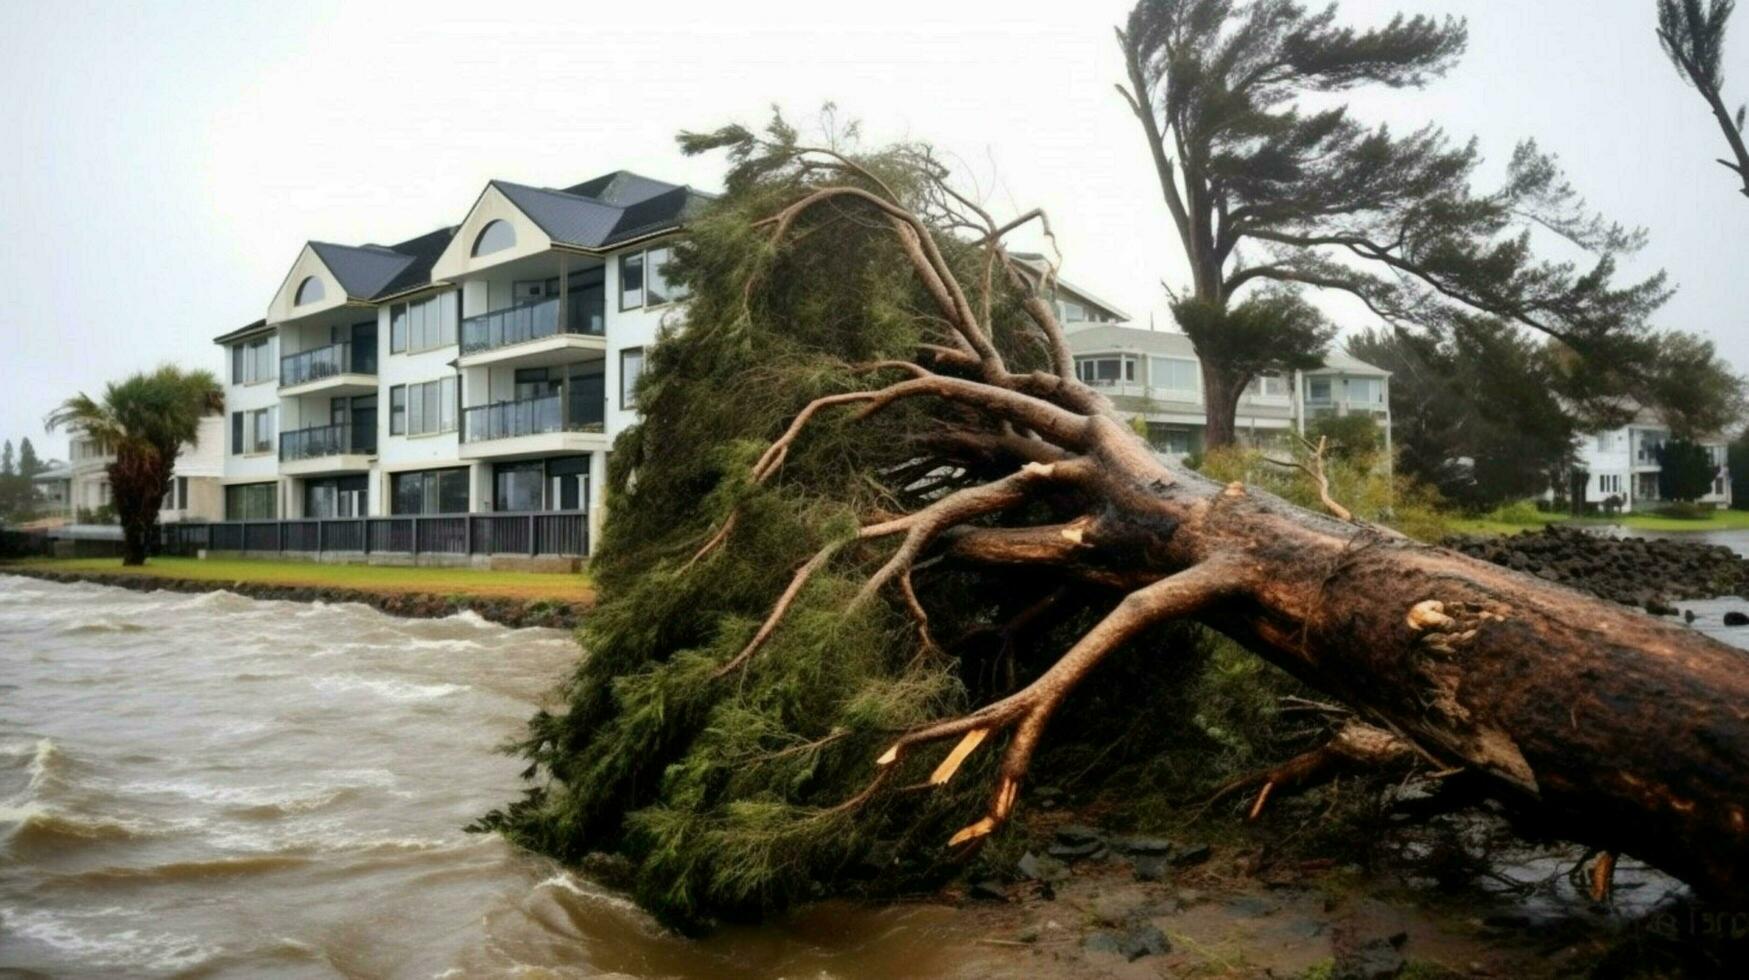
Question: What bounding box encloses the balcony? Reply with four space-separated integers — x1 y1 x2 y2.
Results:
459 392 606 459
279 342 377 396
279 423 376 474
458 295 606 366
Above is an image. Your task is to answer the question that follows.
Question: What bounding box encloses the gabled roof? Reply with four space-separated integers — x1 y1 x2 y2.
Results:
308 241 418 300
491 174 709 250
1009 253 1133 323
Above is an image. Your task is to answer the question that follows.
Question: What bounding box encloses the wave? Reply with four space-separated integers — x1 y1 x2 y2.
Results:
0 801 161 848
62 853 314 883
309 674 466 702
0 905 219 973
59 619 148 635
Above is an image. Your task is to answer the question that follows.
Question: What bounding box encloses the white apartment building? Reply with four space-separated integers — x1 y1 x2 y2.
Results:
65 417 226 523
211 171 707 554
1563 410 1731 512
1050 280 1392 456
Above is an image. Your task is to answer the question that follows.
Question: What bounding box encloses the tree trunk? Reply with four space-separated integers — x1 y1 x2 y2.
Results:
704 176 1749 908
109 447 167 567
1200 366 1241 450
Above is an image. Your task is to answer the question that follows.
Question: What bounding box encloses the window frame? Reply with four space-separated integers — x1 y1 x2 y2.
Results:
294 276 325 306
618 251 645 311
620 347 645 410
471 219 517 258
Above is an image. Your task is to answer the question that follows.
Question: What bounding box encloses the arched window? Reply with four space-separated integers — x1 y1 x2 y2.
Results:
294 275 325 305
472 219 516 257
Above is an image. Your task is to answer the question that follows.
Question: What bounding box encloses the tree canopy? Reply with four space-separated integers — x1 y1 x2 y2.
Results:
46 365 221 563
1658 0 1749 199
1117 0 1688 446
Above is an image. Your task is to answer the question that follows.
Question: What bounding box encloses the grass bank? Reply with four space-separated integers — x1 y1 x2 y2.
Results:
1 556 593 604
1445 506 1749 537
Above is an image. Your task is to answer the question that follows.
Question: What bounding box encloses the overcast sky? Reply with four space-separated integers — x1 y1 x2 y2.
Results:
2 0 1743 461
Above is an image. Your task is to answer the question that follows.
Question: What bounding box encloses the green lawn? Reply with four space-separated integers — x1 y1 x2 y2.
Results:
1446 506 1749 537
2 556 594 604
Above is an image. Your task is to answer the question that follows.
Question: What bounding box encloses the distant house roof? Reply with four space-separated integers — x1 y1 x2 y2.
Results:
1009 253 1133 323
32 462 71 482
1065 323 1390 377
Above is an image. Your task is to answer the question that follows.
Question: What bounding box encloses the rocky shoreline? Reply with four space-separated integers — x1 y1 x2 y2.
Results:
1 568 588 630
1443 524 1748 616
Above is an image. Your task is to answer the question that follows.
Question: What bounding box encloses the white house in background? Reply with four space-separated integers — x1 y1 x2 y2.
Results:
1561 409 1731 512
64 420 226 523
212 170 709 551
31 461 71 516
1016 257 1393 455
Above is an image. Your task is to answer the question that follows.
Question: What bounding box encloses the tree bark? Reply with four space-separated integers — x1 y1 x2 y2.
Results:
109 445 167 567
713 168 1749 907
1200 365 1241 451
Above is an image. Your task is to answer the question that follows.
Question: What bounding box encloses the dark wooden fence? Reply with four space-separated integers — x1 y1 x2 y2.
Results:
160 510 588 559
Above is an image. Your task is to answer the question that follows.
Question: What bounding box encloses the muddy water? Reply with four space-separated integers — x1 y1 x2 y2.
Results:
0 576 1009 979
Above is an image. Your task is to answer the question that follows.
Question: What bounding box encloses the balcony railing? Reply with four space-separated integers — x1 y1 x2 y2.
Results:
462 391 604 443
460 295 605 355
279 422 377 461
281 341 374 387
160 510 588 558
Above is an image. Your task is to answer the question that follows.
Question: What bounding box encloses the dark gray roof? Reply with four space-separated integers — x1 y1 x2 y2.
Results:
492 173 705 249
564 170 685 207
236 171 702 337
309 242 417 300
213 318 271 345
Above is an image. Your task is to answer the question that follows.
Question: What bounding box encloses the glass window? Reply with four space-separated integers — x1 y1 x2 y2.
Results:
390 304 407 353
231 344 244 384
231 411 244 455
225 482 277 520
295 276 325 306
1307 377 1333 402
647 247 671 305
390 467 468 515
1074 357 1134 385
620 347 645 409
395 379 457 437
1149 357 1199 392
471 219 516 257
1347 378 1383 404
494 461 545 512
620 252 644 310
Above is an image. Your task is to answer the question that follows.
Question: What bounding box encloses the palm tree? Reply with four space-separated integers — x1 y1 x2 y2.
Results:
47 365 223 565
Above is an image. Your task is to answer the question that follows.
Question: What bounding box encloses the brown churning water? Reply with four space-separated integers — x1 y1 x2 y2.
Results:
0 576 1005 979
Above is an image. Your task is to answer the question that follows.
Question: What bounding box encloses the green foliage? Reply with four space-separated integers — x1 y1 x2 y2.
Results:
479 114 1108 927
1656 438 1720 502
45 365 222 563
1120 0 1703 443
1305 413 1381 462
1348 324 1580 511
1193 442 1452 543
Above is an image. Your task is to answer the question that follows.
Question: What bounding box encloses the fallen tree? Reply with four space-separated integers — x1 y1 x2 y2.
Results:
482 120 1749 924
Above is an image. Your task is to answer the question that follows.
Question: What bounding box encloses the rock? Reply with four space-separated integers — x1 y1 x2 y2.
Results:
1082 924 1171 962
1132 854 1171 882
1725 611 1749 626
1170 842 1212 867
1082 931 1126 957
1333 931 1408 980
1644 597 1679 617
1048 840 1105 860
968 879 1008 901
1016 851 1068 883
1685 609 1697 622
1111 834 1174 856
1223 895 1278 918
1053 823 1103 845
